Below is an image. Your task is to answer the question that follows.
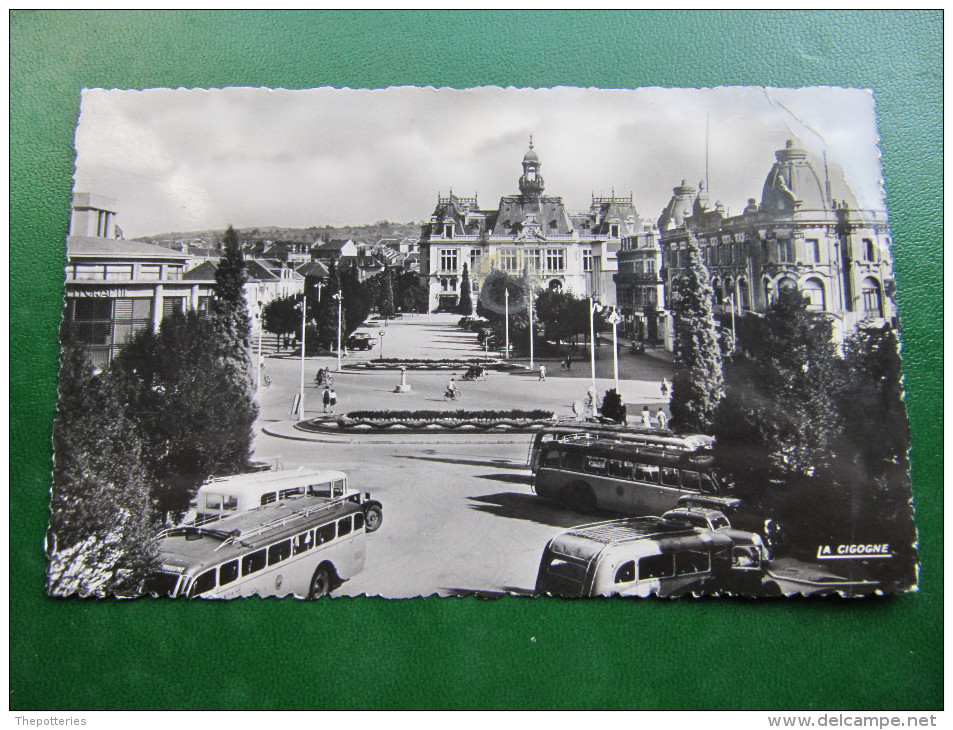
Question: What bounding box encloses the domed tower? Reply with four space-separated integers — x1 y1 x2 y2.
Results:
760 139 832 214
657 180 696 230
518 136 545 201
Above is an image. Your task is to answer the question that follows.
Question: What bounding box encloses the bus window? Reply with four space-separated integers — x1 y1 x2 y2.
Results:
585 457 607 475
635 464 659 483
354 512 365 530
188 569 217 597
293 530 314 555
675 550 710 576
614 560 636 584
681 471 702 492
331 479 345 497
307 483 330 498
279 487 304 499
315 523 336 545
205 493 222 510
639 553 675 580
608 460 633 479
261 492 278 506
660 467 680 487
222 495 239 511
242 549 267 576
564 451 586 472
338 516 353 537
268 539 292 566
540 448 561 468
220 560 239 585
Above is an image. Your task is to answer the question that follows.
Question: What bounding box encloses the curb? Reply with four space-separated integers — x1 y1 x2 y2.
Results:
260 421 534 445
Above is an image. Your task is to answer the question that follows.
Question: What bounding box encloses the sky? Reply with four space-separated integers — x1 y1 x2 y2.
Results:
72 86 887 239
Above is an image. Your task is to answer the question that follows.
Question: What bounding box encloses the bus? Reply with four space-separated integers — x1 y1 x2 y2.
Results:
183 468 383 533
534 516 769 598
144 493 372 599
532 435 730 516
527 424 714 471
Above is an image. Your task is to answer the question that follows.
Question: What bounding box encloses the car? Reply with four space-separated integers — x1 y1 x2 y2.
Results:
345 332 376 350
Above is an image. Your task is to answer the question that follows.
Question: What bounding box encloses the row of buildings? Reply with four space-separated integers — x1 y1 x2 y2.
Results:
419 138 898 347
64 194 419 366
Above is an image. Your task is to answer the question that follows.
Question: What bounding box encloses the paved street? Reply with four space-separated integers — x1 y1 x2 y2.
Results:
252 313 676 597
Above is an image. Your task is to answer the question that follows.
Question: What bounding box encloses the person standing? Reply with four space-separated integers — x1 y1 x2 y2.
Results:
660 377 672 400
656 408 668 430
328 386 338 414
641 405 652 428
566 354 572 371
322 386 331 414
538 364 547 381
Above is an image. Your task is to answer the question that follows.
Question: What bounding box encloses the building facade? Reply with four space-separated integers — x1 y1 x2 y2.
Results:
651 141 897 350
63 193 215 367
419 140 648 312
614 223 665 344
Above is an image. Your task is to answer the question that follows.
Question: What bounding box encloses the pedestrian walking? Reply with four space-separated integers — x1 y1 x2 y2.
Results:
538 364 547 381
660 377 672 400
566 354 572 370
328 387 338 414
322 386 332 414
656 408 668 430
641 405 652 428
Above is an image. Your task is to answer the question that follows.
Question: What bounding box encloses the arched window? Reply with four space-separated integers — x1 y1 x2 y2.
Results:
778 277 797 294
801 278 826 311
548 279 563 292
861 277 883 318
711 278 723 305
738 280 750 310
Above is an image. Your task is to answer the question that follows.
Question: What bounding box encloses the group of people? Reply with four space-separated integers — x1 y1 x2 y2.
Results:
641 405 668 430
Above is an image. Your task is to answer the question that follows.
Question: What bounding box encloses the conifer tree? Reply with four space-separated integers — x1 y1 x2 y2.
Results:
378 264 396 320
315 259 343 349
48 338 158 596
457 263 474 315
668 235 724 432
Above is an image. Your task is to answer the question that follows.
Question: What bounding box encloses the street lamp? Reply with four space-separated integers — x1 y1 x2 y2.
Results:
528 287 535 370
379 328 385 362
256 299 264 390
607 308 622 394
589 297 604 417
298 293 307 421
504 288 510 360
334 291 343 372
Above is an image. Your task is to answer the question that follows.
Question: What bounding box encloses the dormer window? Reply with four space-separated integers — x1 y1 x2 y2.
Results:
610 224 620 238
444 224 454 239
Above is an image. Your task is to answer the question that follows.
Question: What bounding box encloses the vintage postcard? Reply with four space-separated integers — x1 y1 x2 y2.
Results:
48 85 917 599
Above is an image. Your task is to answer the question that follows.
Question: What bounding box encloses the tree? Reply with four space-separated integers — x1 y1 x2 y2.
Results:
668 235 724 433
457 263 474 315
262 295 300 349
48 338 158 596
114 310 259 518
212 225 252 357
377 264 396 319
713 287 840 483
600 389 627 424
340 264 372 335
314 259 343 349
395 271 428 313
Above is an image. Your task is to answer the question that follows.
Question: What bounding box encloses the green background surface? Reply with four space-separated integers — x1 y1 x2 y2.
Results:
10 10 942 710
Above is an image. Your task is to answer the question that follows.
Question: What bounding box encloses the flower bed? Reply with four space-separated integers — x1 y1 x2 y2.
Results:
344 358 524 371
299 409 557 433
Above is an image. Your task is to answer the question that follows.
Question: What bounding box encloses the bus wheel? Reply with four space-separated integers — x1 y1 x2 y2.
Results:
568 482 596 514
308 565 332 599
363 504 383 533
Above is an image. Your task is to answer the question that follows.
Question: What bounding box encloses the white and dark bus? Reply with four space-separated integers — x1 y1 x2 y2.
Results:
532 435 729 516
183 468 382 533
527 424 714 472
144 494 374 599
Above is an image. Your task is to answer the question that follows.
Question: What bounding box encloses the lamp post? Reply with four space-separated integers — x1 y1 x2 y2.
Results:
727 293 737 343
256 299 264 390
379 329 385 362
589 297 604 416
504 287 509 360
298 293 307 421
607 308 622 394
334 291 343 372
528 287 535 370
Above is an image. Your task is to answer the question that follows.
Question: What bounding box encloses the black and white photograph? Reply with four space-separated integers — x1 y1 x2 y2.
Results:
49 85 917 600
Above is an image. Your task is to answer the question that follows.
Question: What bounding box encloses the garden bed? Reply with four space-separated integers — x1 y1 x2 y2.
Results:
298 409 557 433
343 358 525 371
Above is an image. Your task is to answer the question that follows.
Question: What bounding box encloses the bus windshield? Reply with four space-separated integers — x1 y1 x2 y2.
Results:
143 571 180 598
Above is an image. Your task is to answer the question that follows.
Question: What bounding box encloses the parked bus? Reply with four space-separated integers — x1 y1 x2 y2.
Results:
144 494 372 599
532 435 728 516
184 468 383 532
527 424 714 471
534 516 769 598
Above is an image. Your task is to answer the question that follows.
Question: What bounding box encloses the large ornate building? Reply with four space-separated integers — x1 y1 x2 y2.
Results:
641 140 897 350
419 139 647 312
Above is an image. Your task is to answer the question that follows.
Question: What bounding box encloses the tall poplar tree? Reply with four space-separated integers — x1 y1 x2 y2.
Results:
378 264 396 320
315 259 343 348
668 235 724 432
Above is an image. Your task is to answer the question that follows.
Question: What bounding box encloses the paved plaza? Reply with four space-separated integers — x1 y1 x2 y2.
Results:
252 313 676 597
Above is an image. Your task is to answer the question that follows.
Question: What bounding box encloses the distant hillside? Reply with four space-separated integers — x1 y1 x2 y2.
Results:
135 221 422 249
